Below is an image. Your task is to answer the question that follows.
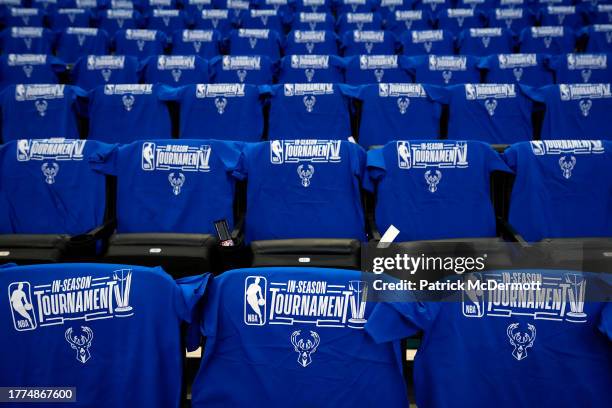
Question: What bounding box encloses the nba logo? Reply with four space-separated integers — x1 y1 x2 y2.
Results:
396 141 411 169
244 276 267 325
270 140 284 164
8 281 37 331
141 142 156 170
462 273 485 318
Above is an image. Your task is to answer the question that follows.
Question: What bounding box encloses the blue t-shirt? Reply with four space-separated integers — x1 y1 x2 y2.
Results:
366 270 612 408
400 29 455 55
377 0 415 22
285 30 339 55
191 267 408 408
277 55 344 83
290 12 336 31
181 0 215 16
49 8 92 29
335 0 377 14
583 24 612 53
0 84 83 143
431 83 534 144
71 55 141 91
593 4 612 25
113 29 168 59
236 140 366 242
84 84 171 143
193 9 235 35
355 83 442 147
505 140 612 240
341 30 397 56
145 9 188 35
479 53 554 86
2 7 45 26
436 8 484 33
0 263 209 408
171 29 221 59
294 0 333 13
414 0 453 13
264 83 354 140
405 55 481 85
0 27 55 54
386 9 433 35
0 54 65 88
56 28 110 64
158 83 264 141
522 83 612 139
227 29 282 61
519 26 576 54
90 139 241 233
457 27 514 56
539 5 585 30
547 53 612 84
365 140 510 241
240 9 285 32
97 9 141 37
254 0 292 15
345 55 412 84
336 12 383 34
0 139 109 234
209 55 274 85
486 7 535 33
142 55 210 85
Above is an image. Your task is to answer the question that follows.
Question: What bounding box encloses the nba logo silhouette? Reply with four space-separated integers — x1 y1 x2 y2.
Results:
244 276 267 325
8 281 37 331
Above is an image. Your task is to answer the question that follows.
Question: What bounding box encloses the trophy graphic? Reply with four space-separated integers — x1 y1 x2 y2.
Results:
113 269 133 313
348 281 368 324
565 273 586 320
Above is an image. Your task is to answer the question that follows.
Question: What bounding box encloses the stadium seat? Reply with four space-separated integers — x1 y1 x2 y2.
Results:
431 83 534 143
290 12 336 31
344 55 412 84
158 83 264 141
294 0 333 13
93 139 242 276
190 267 408 406
256 0 292 15
519 26 576 54
521 83 612 139
435 8 485 33
415 0 452 14
457 27 514 56
336 12 383 34
215 0 249 19
240 9 285 32
341 30 397 56
182 0 215 17
49 8 92 30
264 83 354 140
193 9 235 36
404 54 481 85
236 140 366 267
336 0 377 14
171 29 221 58
278 54 344 83
386 9 434 35
285 30 339 55
547 53 612 83
84 83 172 143
0 84 83 143
97 8 142 37
593 4 612 24
354 83 442 147
539 5 585 30
113 29 168 59
71 55 140 90
486 7 535 33
2 7 45 27
582 24 612 52
0 139 115 262
0 54 65 88
56 27 110 64
479 53 554 86
209 55 274 84
227 29 282 60
0 27 55 54
145 9 188 35
400 29 455 55
377 0 414 22
142 55 209 85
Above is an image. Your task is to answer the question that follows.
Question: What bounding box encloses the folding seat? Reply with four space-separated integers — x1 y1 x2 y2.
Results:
240 9 285 33
430 83 534 144
592 4 612 24
113 28 167 59
171 29 221 58
294 0 333 13
400 29 455 55
277 54 344 83
364 140 511 242
335 0 377 15
414 0 452 14
582 24 612 52
97 8 142 37
2 7 45 27
0 263 207 406
457 27 514 56
49 8 92 30
547 53 612 83
0 139 114 262
209 55 274 84
263 83 354 140
236 140 366 267
182 0 215 17
435 8 485 34
158 83 264 141
285 30 339 55
504 139 612 242
386 9 434 35
191 268 408 405
519 26 576 53
227 29 282 60
0 27 55 54
290 12 335 31
404 55 481 85
0 54 65 88
336 12 383 34
84 83 172 143
354 83 442 147
539 5 586 30
486 7 535 33
71 55 140 91
56 27 110 64
194 9 235 36
145 9 188 35
479 53 553 86
344 55 412 84
521 83 612 139
93 139 242 275
341 30 397 56
142 55 209 85
0 84 82 142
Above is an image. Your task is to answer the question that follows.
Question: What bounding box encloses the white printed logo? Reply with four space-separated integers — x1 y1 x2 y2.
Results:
485 99 497 116
513 67 523 81
303 95 316 112
506 323 536 361
544 36 552 48
65 326 94 364
23 38 32 50
214 96 227 114
365 42 374 54
306 42 315 53
35 99 47 116
112 269 133 313
607 32 612 44
290 330 320 367
122 94 135 111
424 169 442 193
581 69 592 83
374 69 384 82
168 172 185 195
101 69 112 82
249 37 258 49
193 41 202 53
171 69 182 83
481 36 491 48
424 41 433 53
442 70 452 84
236 69 247 82
22 65 33 78
297 164 315 187
397 97 409 114
137 40 146 51
41 162 59 184
8 282 37 331
305 68 315 82
579 99 592 117
245 276 266 325
77 34 86 46
559 155 576 179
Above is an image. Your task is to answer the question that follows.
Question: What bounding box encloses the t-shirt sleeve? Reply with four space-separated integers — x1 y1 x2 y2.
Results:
175 273 212 351
349 142 366 180
502 144 519 172
157 84 185 101
366 301 438 343
363 147 386 192
232 143 253 181
338 83 361 99
519 83 547 103
88 142 121 176
424 83 451 104
484 143 513 174
215 140 244 172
